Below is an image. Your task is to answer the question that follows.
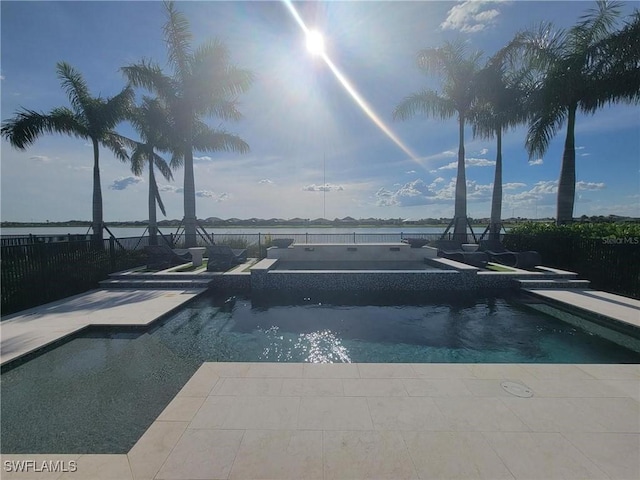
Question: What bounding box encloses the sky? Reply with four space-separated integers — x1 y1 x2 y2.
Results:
1 0 639 223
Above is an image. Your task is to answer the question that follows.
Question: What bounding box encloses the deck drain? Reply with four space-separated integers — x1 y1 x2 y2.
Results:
501 381 533 398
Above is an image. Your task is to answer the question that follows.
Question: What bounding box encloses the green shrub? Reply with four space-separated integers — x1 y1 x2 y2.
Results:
508 221 640 239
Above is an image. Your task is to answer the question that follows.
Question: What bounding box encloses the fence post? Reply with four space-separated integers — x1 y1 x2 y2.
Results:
109 237 116 270
306 232 309 244
258 233 262 259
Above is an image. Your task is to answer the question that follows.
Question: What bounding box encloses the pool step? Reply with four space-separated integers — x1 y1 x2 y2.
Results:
514 279 591 289
99 278 213 289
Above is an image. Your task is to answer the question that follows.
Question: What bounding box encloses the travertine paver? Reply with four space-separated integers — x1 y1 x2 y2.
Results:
2 362 640 479
0 288 205 366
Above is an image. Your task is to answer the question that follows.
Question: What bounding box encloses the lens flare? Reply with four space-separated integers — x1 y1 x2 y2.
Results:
282 0 421 165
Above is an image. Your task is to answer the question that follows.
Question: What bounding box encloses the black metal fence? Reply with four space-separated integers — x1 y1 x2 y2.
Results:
503 233 640 299
1 237 147 316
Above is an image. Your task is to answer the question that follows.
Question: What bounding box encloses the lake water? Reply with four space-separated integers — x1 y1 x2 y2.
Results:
1 225 456 238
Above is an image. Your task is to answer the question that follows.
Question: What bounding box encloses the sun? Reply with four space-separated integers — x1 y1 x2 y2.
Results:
306 29 325 56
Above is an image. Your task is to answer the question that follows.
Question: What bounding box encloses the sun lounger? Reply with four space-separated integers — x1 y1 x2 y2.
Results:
479 240 541 269
145 244 191 270
435 240 489 268
206 245 247 272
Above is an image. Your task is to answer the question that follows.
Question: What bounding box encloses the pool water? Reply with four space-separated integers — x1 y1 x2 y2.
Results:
2 292 639 454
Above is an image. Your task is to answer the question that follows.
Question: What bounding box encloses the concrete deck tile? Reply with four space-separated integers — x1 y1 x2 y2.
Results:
403 431 515 479
280 377 344 396
434 397 530 432
154 429 244 480
157 396 206 422
201 362 252 378
357 363 416 378
577 363 640 380
467 364 538 382
0 289 203 366
343 378 408 396
411 363 474 378
563 432 640 480
298 396 373 430
602 379 640 401
527 289 640 327
127 421 189 480
462 379 515 397
567 397 640 433
229 430 323 480
521 364 597 380
367 396 450 431
323 431 418 480
484 432 610 479
403 378 474 397
176 365 220 397
524 377 631 397
302 362 360 378
211 377 284 396
244 363 304 378
191 396 300 430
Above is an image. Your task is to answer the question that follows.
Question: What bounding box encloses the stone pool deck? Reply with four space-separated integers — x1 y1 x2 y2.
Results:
1 287 639 479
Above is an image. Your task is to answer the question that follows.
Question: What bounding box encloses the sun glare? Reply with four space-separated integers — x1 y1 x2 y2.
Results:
306 30 325 56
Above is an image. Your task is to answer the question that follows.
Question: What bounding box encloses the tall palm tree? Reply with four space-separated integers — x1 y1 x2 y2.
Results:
394 41 482 240
126 97 175 246
1 62 133 243
512 0 638 224
472 52 530 240
122 1 253 247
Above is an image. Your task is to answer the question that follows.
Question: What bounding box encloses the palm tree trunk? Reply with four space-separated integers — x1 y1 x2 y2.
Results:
91 137 104 245
489 127 503 241
183 145 197 248
453 114 468 241
148 159 158 246
556 105 577 225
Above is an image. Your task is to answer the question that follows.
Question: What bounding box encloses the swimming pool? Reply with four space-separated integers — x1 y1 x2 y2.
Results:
2 291 639 454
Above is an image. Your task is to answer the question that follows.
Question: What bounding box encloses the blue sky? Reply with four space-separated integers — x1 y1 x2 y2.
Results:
2 0 639 222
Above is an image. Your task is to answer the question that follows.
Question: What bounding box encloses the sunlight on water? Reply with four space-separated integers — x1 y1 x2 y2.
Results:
295 330 352 364
258 326 351 363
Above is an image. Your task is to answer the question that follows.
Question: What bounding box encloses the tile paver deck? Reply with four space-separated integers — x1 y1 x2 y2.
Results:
1 287 639 479
0 288 205 366
1 362 638 480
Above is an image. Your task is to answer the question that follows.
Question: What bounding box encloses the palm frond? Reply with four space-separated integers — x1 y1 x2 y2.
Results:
206 99 243 122
128 147 146 176
393 90 455 121
122 61 178 101
151 151 174 181
152 179 168 217
100 85 135 130
56 62 91 115
1 107 86 149
525 97 567 159
191 123 250 154
163 0 192 77
101 132 130 161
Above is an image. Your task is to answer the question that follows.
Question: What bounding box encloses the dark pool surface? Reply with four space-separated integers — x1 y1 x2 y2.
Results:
2 291 639 454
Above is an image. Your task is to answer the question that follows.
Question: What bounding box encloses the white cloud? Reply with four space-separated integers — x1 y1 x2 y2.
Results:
503 182 527 190
406 170 416 174
259 179 274 184
479 148 489 155
528 158 543 166
196 190 229 202
158 184 183 193
441 1 505 33
194 156 213 162
29 155 52 162
0 74 5 80
576 146 585 150
437 157 495 170
302 183 344 192
580 153 591 157
109 176 143 191
576 181 605 191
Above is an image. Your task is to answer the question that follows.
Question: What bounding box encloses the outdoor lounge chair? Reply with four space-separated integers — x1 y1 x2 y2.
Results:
479 240 541 269
435 239 489 268
145 244 191 270
206 245 247 272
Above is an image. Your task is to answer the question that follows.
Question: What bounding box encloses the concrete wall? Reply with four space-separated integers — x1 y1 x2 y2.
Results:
267 243 437 262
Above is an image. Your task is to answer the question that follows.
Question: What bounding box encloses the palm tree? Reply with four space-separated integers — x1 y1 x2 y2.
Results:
394 41 482 240
1 62 133 243
122 1 253 247
126 97 175 246
472 52 530 240
512 0 638 224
